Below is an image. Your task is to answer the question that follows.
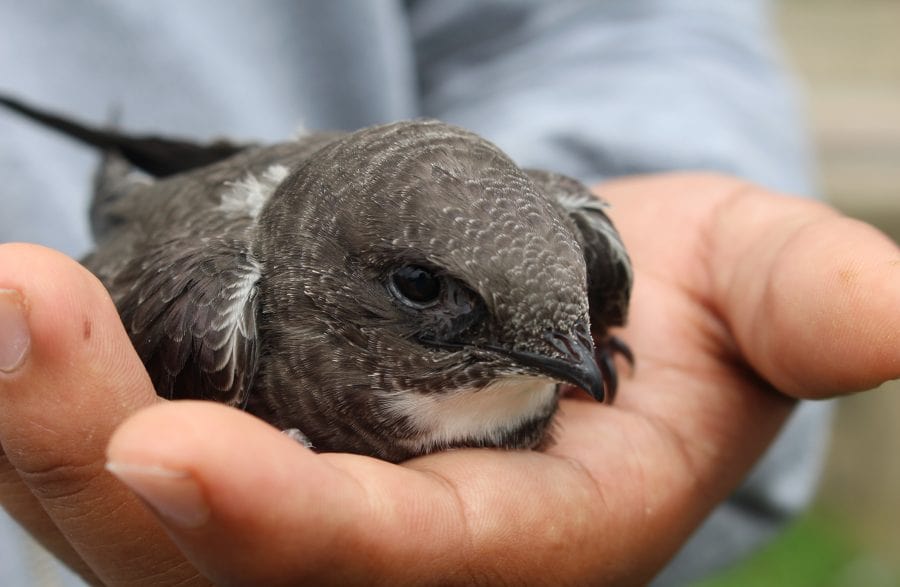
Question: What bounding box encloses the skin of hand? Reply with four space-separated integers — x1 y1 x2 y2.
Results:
0 173 897 586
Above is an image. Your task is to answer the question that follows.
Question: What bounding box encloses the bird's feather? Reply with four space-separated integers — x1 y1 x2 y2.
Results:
526 169 632 330
115 236 261 406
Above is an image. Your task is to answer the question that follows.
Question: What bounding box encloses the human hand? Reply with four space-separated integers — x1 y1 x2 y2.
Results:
1 173 897 586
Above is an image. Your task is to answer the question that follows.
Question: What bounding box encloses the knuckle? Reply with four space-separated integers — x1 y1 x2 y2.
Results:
15 455 102 504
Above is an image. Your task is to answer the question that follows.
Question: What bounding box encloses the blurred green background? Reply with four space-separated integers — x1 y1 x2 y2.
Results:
699 1 900 585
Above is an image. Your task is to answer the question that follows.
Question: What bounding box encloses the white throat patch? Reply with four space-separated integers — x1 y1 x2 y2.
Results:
385 377 558 452
219 164 290 219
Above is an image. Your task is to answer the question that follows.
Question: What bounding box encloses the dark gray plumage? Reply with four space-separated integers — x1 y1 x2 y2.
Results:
1 95 633 463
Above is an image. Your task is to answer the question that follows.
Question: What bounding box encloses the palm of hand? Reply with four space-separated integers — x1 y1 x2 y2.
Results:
0 174 897 586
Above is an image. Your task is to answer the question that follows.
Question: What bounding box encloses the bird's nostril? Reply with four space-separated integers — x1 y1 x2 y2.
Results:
544 329 591 362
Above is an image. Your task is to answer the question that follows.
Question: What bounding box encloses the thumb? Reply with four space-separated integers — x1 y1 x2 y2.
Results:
602 174 900 398
708 184 900 397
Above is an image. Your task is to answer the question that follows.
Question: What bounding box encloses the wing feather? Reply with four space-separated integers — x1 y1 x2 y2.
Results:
114 239 261 406
527 169 632 330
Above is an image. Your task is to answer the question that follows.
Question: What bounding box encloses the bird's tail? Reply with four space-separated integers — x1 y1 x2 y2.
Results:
0 93 247 177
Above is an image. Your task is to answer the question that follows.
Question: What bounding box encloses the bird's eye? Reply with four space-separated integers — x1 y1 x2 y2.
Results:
390 265 443 308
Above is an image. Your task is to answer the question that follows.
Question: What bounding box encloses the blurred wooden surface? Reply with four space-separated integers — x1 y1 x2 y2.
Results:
777 0 900 568
778 0 900 228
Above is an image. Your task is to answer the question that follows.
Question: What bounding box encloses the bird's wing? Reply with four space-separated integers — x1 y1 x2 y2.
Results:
112 236 261 407
526 169 632 330
84 138 347 406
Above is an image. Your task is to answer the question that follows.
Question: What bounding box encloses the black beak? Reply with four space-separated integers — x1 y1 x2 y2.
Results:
482 330 610 403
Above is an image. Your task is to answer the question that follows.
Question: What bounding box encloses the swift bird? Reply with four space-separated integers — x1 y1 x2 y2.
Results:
0 95 633 462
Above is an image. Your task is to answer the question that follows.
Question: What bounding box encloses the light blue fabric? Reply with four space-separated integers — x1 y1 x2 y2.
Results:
0 1 830 585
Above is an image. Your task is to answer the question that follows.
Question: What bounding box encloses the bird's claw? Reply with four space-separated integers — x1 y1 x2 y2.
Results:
596 335 634 404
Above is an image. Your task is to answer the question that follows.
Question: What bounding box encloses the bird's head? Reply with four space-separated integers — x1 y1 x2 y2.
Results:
255 120 610 460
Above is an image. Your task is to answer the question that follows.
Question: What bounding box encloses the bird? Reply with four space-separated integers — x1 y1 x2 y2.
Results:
0 94 633 463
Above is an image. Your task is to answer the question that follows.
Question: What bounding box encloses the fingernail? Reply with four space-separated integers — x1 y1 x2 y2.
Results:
106 461 210 529
0 289 30 373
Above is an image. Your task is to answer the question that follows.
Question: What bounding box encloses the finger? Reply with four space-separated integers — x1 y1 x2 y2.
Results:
107 398 762 586
0 243 201 585
603 173 900 398
107 401 476 586
0 449 99 582
705 181 900 396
